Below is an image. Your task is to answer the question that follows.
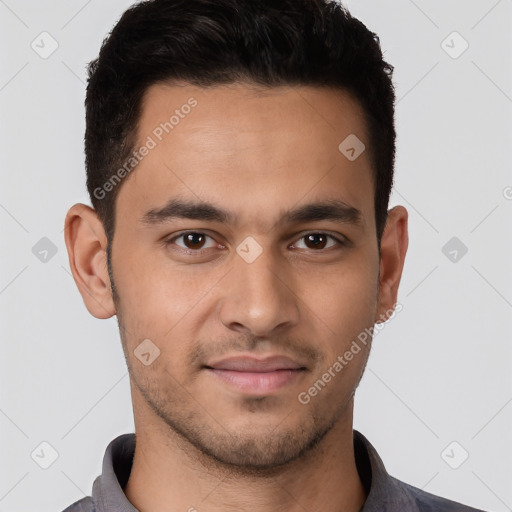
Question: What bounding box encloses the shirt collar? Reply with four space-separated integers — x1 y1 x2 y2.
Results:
91 430 420 512
353 430 419 511
92 433 137 512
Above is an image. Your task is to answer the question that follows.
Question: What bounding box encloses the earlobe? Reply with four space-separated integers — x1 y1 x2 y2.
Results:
63 203 116 319
375 205 408 323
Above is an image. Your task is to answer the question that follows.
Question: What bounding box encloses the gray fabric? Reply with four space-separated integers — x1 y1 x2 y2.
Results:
61 430 487 512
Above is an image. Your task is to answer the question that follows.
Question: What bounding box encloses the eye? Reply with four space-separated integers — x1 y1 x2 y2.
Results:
292 232 345 251
166 231 220 252
163 231 346 255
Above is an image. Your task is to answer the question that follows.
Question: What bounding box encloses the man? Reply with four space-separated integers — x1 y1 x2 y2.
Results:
62 0 486 510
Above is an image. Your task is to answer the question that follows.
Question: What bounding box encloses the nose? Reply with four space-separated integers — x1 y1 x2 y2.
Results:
218 242 300 337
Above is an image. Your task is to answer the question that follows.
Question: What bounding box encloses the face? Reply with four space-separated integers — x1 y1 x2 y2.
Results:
66 82 408 470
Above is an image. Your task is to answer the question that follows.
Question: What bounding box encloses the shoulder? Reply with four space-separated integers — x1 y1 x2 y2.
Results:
61 496 95 512
392 476 488 512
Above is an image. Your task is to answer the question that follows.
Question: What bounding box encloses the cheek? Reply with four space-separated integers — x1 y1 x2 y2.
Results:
298 269 376 405
112 246 215 363
113 245 183 316
302 256 379 330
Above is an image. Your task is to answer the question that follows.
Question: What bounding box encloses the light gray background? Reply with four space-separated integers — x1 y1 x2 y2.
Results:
1 1 511 511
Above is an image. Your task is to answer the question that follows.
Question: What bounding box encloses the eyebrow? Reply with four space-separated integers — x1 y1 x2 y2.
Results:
139 198 364 229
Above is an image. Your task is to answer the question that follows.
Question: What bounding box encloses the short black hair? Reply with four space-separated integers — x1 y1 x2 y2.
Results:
85 0 396 255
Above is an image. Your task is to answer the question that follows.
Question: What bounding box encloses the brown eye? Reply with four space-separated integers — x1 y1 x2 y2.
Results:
294 233 344 251
304 233 328 249
166 231 217 252
182 232 207 250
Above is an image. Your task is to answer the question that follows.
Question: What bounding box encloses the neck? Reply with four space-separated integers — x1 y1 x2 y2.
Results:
124 391 367 512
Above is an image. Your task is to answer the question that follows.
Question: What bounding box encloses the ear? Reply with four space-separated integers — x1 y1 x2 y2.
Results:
63 203 116 319
375 205 408 323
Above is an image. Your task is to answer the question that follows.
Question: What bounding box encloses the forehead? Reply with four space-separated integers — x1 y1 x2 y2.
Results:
115 82 375 231
138 81 369 144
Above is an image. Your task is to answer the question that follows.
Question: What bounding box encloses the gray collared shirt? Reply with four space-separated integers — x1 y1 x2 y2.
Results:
62 430 487 511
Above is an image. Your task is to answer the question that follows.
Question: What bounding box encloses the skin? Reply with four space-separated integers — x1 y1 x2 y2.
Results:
64 82 408 512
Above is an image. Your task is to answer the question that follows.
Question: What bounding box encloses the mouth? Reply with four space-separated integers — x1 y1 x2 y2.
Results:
204 355 307 395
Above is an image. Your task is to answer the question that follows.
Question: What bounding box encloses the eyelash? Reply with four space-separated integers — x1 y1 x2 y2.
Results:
163 231 347 255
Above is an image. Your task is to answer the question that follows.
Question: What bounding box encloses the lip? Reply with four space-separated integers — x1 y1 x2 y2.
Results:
206 355 306 372
204 355 307 395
